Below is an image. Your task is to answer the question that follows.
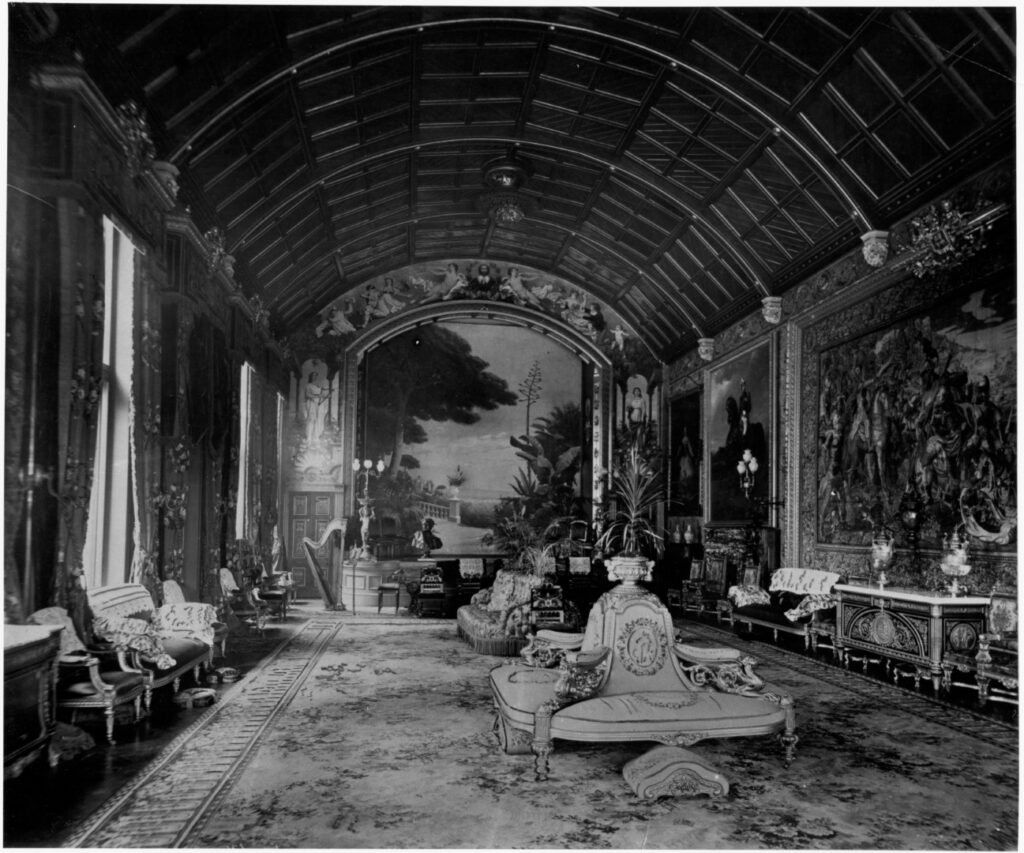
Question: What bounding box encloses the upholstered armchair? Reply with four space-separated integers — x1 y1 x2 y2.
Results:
456 570 544 655
219 568 269 635
28 607 146 744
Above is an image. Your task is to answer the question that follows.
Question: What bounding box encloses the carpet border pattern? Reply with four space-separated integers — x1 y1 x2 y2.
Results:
62 618 343 848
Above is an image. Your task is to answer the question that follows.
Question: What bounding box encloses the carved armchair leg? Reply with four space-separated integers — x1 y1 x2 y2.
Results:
781 730 798 768
977 675 991 707
104 706 116 744
780 697 798 768
532 700 557 781
173 675 182 694
134 695 142 722
143 684 153 715
532 741 553 781
940 662 954 691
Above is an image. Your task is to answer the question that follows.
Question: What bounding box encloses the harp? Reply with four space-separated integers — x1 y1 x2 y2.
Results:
301 518 347 611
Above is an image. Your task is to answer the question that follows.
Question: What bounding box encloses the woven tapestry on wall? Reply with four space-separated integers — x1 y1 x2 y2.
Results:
801 278 1015 561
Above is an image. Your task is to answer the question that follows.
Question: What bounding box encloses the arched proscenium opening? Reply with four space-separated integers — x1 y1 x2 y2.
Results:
338 300 614 528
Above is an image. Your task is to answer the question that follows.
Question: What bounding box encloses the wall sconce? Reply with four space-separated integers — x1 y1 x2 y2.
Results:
18 465 59 498
736 450 759 500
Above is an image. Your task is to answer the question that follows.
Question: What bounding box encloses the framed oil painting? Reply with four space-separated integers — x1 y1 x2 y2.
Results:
705 337 775 524
669 388 702 515
814 284 1015 552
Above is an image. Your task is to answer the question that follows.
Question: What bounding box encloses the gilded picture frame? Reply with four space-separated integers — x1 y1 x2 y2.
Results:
704 336 776 525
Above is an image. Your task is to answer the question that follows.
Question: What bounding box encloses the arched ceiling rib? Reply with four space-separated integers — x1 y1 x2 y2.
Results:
37 5 1016 360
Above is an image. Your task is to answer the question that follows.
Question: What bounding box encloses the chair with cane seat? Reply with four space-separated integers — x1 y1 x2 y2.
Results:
377 568 407 614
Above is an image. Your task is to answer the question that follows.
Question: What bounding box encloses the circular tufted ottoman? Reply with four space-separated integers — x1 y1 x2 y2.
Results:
172 687 218 709
206 666 240 684
622 745 729 799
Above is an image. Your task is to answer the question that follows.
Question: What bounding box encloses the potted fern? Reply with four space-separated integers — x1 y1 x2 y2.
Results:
595 429 664 586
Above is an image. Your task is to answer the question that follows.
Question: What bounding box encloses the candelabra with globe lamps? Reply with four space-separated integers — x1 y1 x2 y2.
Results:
736 450 759 501
352 458 385 561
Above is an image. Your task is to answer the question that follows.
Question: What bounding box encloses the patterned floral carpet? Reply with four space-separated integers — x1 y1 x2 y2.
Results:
65 613 1018 849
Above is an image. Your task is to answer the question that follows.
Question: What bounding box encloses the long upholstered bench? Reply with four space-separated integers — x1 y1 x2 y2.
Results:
88 583 218 710
722 567 841 651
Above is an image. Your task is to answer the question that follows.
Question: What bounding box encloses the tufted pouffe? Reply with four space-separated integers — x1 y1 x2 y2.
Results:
623 745 730 798
171 687 218 709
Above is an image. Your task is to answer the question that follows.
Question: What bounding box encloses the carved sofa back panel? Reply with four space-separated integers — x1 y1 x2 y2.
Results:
581 589 695 696
89 584 159 620
769 568 841 596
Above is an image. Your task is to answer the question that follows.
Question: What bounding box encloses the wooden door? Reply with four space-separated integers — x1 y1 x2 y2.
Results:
287 491 339 598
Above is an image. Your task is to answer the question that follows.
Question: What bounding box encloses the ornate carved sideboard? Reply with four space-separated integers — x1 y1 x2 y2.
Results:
833 584 988 691
4 624 62 778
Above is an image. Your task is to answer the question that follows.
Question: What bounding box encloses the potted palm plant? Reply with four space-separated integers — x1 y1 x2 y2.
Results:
595 429 664 586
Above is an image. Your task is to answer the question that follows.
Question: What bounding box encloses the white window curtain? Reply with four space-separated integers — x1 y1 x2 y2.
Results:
83 217 136 588
235 361 255 543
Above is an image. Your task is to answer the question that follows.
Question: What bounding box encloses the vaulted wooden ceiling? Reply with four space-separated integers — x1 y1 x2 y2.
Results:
21 6 1016 359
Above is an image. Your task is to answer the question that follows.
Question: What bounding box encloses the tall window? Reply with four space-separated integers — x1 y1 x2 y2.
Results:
235 361 255 542
83 217 136 588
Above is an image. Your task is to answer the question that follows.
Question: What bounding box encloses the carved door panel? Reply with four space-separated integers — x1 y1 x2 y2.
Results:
288 491 337 598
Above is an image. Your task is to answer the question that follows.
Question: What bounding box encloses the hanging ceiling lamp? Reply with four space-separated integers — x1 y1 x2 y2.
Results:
479 151 533 226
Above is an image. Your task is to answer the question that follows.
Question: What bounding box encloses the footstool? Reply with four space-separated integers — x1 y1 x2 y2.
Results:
623 745 729 799
172 687 218 709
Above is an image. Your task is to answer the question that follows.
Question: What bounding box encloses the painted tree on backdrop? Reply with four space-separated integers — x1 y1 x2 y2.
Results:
365 325 518 476
518 361 543 435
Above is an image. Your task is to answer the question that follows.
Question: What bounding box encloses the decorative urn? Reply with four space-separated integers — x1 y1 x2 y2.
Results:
606 554 655 587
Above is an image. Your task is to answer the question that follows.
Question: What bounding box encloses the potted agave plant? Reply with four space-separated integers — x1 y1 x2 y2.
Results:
595 430 664 586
